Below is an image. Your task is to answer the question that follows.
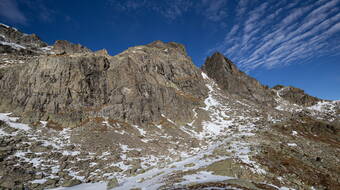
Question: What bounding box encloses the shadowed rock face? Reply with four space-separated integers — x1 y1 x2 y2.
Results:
0 40 208 126
273 85 321 106
201 52 274 105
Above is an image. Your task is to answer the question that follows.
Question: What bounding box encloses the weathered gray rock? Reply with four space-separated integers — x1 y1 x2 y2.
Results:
201 52 274 105
62 179 81 187
0 40 208 127
0 23 47 49
107 177 119 189
53 40 91 54
273 85 321 106
95 49 109 56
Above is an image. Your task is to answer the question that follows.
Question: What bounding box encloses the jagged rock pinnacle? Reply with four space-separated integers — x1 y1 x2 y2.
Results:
202 52 274 105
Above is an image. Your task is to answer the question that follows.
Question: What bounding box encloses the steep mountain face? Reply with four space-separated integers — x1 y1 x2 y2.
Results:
0 40 207 127
0 24 339 190
0 23 47 53
202 52 274 105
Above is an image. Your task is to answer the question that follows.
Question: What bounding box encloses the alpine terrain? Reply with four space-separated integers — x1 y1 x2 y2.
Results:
0 23 339 190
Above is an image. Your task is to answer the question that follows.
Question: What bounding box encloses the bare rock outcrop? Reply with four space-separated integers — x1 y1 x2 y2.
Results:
0 23 47 50
273 85 321 106
0 40 208 127
201 52 274 105
52 40 91 54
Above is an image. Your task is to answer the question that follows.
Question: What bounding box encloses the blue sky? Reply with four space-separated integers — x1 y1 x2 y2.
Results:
0 0 339 100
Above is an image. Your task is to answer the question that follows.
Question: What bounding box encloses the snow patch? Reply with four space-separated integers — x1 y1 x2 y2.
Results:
176 171 233 186
308 101 337 114
0 41 26 49
133 125 147 136
31 179 47 184
40 46 53 52
201 72 209 79
0 113 30 131
52 182 107 190
287 143 297 147
0 23 11 29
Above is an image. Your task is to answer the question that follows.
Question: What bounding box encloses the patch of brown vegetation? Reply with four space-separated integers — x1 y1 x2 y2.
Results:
78 118 90 126
92 117 105 123
273 116 340 148
77 117 110 131
158 117 176 128
46 120 63 131
256 146 340 189
175 90 201 103
30 121 41 127
108 119 131 128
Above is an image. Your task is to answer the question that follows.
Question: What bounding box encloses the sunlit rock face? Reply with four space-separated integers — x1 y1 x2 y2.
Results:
202 52 274 105
0 38 208 127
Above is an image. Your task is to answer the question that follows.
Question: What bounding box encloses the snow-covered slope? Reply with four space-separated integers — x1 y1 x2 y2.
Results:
2 72 326 189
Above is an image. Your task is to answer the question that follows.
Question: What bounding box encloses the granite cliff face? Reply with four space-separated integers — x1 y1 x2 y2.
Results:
0 40 207 127
0 24 339 190
202 52 274 105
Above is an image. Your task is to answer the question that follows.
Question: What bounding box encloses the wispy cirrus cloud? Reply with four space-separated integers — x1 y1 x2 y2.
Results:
0 0 27 24
200 0 228 22
109 0 192 20
213 0 340 71
19 0 57 23
0 0 67 25
109 0 228 22
153 0 193 20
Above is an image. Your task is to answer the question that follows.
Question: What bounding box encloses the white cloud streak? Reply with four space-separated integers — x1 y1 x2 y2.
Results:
201 0 228 22
0 0 27 24
109 0 228 21
215 0 340 71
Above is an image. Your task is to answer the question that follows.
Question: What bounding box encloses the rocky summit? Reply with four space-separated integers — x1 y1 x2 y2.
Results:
0 24 339 190
202 52 274 105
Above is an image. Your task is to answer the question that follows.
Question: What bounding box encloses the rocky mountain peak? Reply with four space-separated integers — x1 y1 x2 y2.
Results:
94 49 109 56
146 40 187 56
52 40 91 54
202 52 274 105
203 52 238 74
273 85 321 106
0 23 47 50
